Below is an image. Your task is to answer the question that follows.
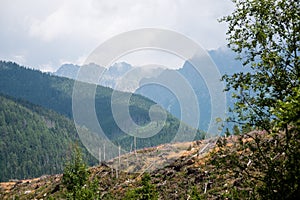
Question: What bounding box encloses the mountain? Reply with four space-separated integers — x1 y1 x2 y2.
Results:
54 48 242 90
0 94 96 182
54 62 134 87
208 47 244 75
54 62 163 92
136 48 244 132
54 63 80 80
0 61 200 163
53 48 243 132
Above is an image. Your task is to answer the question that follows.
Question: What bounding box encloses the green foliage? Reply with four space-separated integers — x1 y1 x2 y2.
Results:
232 125 240 135
62 145 89 194
0 94 96 181
221 0 299 131
189 186 201 200
217 0 300 199
209 130 300 199
271 87 300 130
62 145 100 199
125 173 158 200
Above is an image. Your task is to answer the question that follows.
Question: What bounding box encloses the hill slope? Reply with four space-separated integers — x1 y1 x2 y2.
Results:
0 137 216 199
0 61 197 146
0 61 202 181
1 131 290 199
0 94 96 182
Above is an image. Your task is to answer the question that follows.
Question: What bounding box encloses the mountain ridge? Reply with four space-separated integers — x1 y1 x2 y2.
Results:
53 48 242 131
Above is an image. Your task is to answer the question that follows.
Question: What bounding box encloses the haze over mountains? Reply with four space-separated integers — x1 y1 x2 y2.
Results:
54 48 242 131
54 48 241 89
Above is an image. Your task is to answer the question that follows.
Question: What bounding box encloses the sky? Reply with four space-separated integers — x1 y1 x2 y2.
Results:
0 0 234 72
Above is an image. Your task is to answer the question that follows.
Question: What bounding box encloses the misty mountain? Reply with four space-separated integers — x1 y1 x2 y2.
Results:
54 47 242 89
136 48 244 131
54 47 243 131
54 62 134 89
54 63 80 79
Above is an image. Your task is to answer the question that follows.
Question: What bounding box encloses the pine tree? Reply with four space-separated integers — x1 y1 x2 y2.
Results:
62 145 91 199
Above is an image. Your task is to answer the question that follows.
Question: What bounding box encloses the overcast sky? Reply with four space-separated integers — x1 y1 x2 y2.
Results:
0 0 234 72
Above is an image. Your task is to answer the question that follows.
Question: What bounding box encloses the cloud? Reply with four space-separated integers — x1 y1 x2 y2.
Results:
13 55 26 64
0 0 234 71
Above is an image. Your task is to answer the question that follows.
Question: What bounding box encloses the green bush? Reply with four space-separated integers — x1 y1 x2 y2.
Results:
125 173 158 200
62 145 100 199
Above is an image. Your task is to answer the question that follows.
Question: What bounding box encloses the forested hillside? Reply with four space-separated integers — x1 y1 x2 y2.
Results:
0 94 96 182
0 61 203 181
0 61 195 143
